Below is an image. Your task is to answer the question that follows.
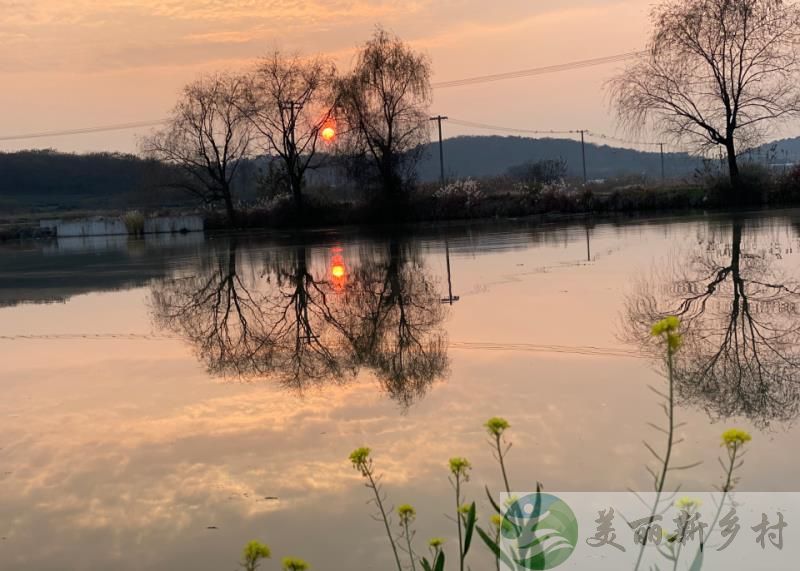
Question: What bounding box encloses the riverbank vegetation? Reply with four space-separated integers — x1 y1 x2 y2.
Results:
4 162 800 242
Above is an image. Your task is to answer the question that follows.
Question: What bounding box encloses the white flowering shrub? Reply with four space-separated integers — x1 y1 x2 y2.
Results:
434 178 483 208
255 193 293 210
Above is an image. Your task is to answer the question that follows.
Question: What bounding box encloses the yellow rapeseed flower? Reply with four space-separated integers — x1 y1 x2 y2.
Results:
349 447 371 468
428 538 445 549
491 514 503 528
722 428 752 449
397 504 416 522
485 417 510 437
675 497 702 511
282 557 309 571
449 457 472 479
651 316 680 336
651 316 683 354
242 540 271 563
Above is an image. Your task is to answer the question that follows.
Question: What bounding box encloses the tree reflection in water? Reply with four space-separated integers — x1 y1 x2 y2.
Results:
150 237 448 406
341 241 448 406
624 218 800 426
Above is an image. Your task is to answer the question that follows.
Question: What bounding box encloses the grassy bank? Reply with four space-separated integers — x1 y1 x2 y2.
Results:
206 169 800 231
6 166 800 240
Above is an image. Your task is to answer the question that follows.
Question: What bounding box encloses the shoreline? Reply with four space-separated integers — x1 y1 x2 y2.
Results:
3 202 798 246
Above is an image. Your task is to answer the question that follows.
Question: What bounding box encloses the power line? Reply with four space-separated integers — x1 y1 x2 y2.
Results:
448 118 581 136
0 119 167 142
448 118 677 151
432 51 646 88
0 51 647 143
585 131 662 148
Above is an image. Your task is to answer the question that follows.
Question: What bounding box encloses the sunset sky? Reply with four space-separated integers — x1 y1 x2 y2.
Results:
0 1 656 153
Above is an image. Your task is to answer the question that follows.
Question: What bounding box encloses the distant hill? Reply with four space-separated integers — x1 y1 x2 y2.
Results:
0 150 182 212
753 137 800 166
0 149 259 213
415 135 703 182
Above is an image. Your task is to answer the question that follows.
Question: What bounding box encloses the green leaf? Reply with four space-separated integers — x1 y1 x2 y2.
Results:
485 485 503 515
434 551 445 571
476 525 516 570
463 501 477 557
421 558 433 571
476 525 501 556
688 546 704 571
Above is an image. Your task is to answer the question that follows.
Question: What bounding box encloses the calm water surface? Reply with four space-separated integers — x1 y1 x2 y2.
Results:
1 212 800 570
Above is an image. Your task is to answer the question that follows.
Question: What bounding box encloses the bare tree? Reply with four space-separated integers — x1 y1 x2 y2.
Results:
610 0 800 187
143 74 252 224
245 52 337 210
336 27 432 199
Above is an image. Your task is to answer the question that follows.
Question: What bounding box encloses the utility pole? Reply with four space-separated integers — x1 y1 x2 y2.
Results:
659 142 665 182
441 236 460 305
430 115 448 188
279 100 302 142
579 130 587 183
586 223 591 262
279 100 304 209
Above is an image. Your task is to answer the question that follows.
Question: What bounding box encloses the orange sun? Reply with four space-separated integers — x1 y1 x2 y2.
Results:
321 126 336 142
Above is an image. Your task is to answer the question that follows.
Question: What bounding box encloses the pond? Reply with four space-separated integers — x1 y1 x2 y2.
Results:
1 211 799 570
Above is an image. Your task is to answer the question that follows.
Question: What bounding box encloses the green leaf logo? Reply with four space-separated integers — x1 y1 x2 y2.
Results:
501 493 579 570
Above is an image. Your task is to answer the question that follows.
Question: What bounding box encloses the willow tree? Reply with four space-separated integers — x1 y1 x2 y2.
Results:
143 74 252 224
336 28 432 199
610 0 800 187
245 52 337 210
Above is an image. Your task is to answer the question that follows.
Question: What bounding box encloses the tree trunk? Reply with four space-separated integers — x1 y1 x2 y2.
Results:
725 139 740 190
380 153 401 197
290 172 303 213
223 190 237 227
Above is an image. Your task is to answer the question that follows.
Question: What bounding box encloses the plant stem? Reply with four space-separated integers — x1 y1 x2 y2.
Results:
403 520 417 571
456 476 464 571
634 349 675 571
494 527 501 571
366 468 403 571
495 434 511 495
691 443 739 560
671 515 690 571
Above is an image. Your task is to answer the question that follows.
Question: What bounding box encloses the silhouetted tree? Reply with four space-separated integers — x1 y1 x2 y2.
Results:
341 240 448 407
151 238 449 404
260 245 356 388
336 28 432 199
150 239 268 375
143 74 253 224
151 240 355 389
610 0 800 187
244 52 337 210
624 219 800 425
